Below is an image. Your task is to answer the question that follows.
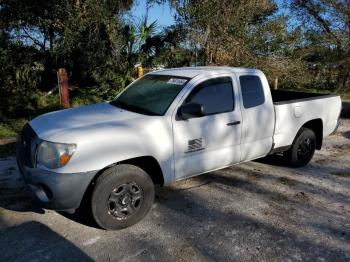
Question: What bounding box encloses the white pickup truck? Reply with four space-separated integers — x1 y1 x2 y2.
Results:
17 67 341 230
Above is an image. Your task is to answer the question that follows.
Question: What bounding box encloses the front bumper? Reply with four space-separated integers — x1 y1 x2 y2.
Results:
17 157 97 212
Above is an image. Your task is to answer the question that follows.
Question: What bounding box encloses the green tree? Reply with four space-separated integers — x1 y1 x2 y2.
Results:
289 0 350 92
0 0 134 119
166 0 309 89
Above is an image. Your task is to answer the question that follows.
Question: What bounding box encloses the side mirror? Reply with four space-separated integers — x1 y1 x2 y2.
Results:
178 103 205 120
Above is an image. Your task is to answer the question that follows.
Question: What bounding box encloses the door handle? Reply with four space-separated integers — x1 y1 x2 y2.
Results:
227 121 241 126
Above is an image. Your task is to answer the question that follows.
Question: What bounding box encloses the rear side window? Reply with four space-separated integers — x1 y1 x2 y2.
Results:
186 77 234 115
239 75 265 108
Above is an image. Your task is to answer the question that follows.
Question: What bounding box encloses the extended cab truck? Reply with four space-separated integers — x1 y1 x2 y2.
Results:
17 67 342 230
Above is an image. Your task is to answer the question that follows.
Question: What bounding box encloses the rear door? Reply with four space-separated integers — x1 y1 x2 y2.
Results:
172 75 242 179
236 73 275 161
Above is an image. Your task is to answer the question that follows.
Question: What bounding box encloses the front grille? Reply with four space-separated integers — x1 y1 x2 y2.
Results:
18 124 39 167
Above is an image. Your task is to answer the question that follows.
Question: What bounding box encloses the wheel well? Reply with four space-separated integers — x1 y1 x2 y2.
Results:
91 156 164 187
302 119 323 149
118 156 164 185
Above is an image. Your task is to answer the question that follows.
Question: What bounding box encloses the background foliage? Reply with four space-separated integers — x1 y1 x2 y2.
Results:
0 0 349 137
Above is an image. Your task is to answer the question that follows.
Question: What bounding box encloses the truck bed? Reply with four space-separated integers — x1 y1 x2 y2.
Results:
271 89 337 105
271 89 341 151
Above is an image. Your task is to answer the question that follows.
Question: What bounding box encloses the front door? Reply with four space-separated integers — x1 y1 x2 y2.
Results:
172 76 242 179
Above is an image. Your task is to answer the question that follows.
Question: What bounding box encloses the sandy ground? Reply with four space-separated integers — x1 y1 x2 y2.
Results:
0 120 349 262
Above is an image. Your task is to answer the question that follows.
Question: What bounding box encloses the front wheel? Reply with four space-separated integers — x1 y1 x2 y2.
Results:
91 164 155 230
283 127 316 167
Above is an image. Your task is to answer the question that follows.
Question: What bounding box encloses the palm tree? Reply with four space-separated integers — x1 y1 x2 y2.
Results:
121 17 160 85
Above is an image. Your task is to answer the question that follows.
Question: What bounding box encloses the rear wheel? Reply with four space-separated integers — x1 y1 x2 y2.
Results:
283 127 316 167
91 164 154 230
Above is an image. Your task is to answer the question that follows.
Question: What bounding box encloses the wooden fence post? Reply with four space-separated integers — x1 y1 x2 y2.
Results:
57 68 70 108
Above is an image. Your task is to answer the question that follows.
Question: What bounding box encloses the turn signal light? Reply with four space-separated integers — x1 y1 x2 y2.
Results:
59 154 71 166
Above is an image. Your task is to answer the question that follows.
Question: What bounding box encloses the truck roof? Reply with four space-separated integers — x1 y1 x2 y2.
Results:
151 66 262 78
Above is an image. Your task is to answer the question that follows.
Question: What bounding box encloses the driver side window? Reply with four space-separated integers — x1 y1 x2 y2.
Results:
185 77 234 115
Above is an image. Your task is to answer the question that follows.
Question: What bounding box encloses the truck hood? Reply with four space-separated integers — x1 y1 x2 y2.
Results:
29 102 144 142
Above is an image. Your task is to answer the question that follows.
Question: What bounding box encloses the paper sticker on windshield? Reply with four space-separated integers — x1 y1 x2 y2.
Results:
167 78 187 85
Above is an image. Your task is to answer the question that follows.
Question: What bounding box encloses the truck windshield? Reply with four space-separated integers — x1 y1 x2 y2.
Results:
110 74 190 116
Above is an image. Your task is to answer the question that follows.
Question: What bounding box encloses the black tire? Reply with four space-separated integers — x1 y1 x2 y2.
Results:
91 164 154 230
283 127 316 167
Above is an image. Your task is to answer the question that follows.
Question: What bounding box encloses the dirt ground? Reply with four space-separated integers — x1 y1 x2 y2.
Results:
0 120 349 262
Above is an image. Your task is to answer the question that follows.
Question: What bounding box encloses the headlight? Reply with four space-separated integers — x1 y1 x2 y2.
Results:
36 141 76 169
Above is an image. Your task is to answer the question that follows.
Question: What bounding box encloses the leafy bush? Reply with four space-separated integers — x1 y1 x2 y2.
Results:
0 124 18 139
71 93 102 107
0 118 27 139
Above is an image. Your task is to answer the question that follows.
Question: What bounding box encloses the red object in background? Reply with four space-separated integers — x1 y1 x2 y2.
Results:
307 64 317 76
57 68 70 108
308 68 316 75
